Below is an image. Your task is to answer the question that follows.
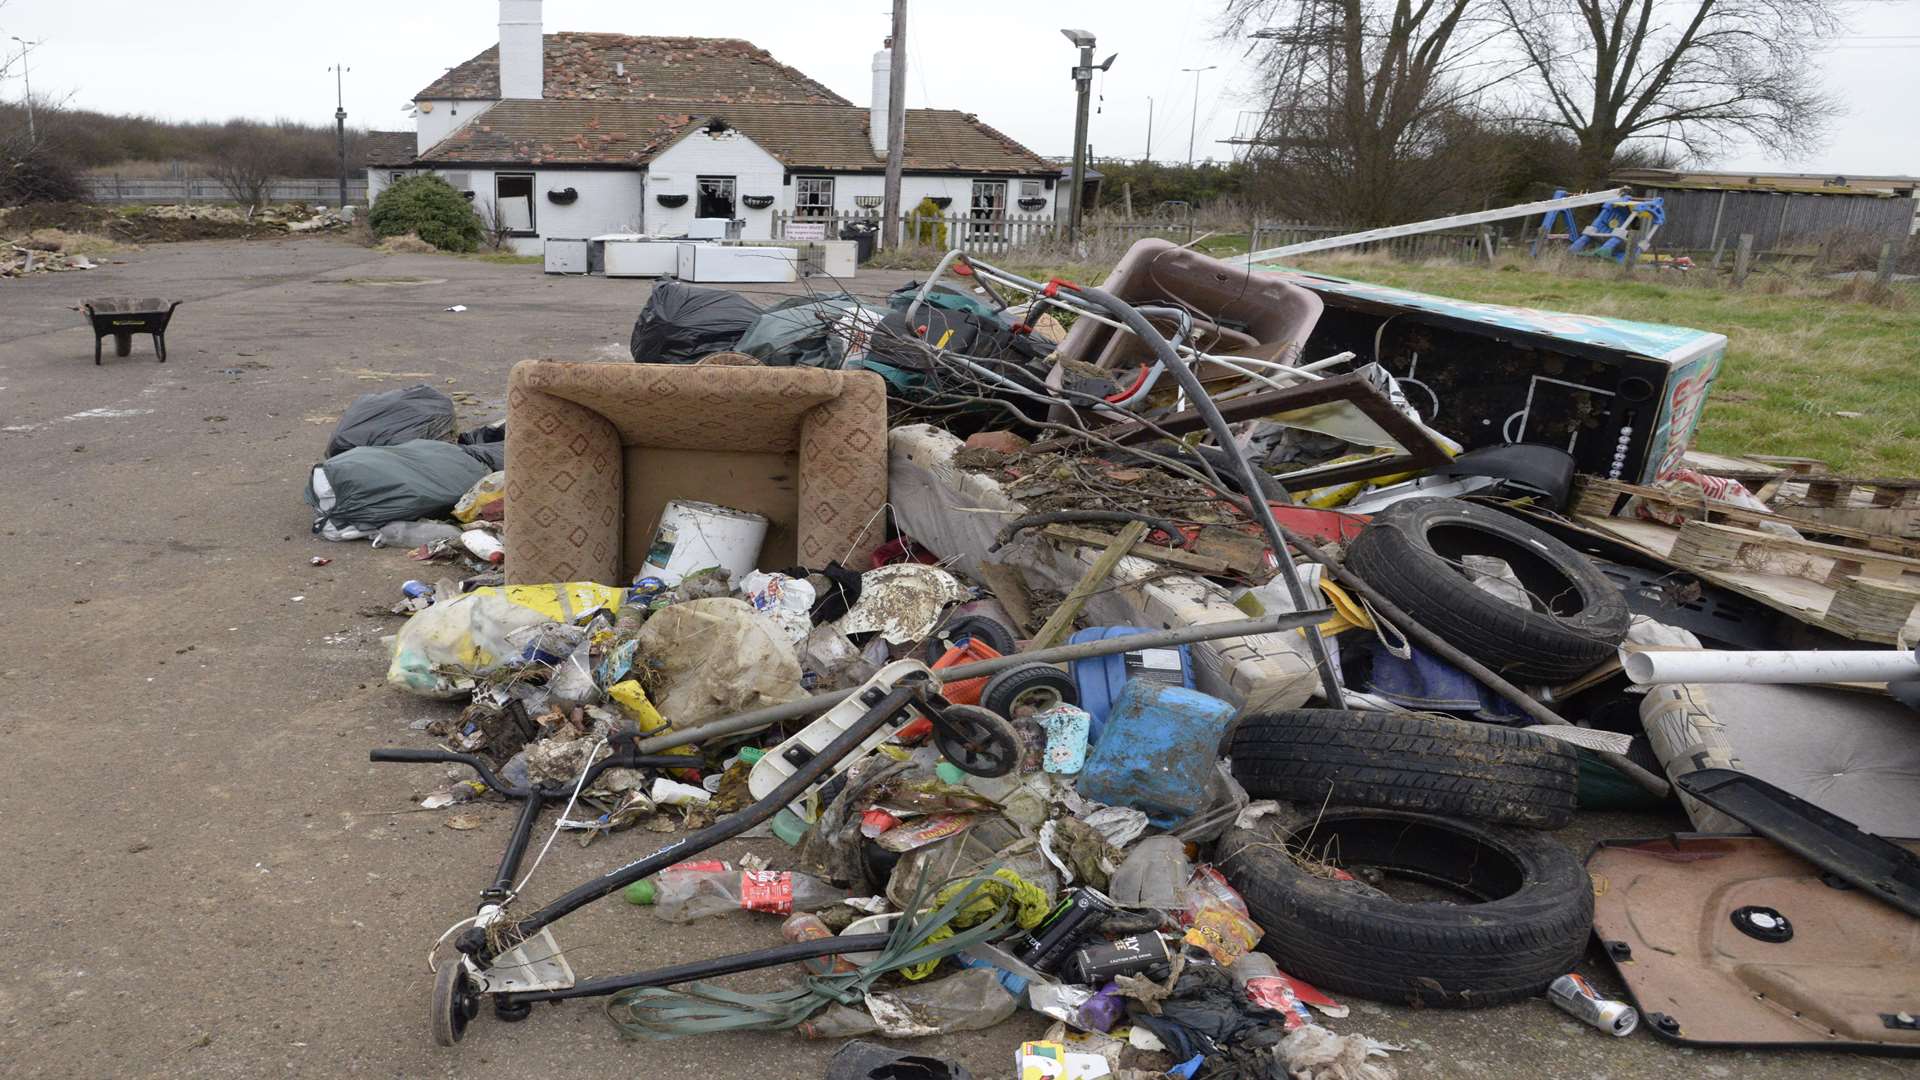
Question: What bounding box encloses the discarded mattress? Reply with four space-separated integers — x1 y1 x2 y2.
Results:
888 423 1319 711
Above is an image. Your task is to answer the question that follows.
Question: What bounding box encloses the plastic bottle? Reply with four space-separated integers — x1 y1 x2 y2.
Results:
461 529 505 564
781 912 855 975
637 866 846 922
370 520 463 549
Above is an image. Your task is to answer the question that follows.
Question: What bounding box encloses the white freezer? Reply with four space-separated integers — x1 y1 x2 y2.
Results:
674 244 799 284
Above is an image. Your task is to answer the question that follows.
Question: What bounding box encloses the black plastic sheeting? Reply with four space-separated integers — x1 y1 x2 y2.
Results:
325 383 457 458
629 278 763 364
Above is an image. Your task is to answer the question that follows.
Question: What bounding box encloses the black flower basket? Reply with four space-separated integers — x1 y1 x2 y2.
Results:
546 187 579 205
1017 197 1047 211
742 195 775 210
655 193 689 208
929 196 953 210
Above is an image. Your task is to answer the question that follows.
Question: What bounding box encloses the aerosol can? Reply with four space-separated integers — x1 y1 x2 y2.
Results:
1548 973 1638 1036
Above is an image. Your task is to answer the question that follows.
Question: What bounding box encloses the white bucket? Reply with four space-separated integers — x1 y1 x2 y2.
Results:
638 500 769 586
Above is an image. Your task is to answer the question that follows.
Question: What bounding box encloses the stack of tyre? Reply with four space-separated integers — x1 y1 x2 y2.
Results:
1218 498 1630 1009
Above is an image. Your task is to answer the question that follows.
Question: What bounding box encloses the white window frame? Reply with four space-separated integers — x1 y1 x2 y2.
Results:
969 179 1008 238
1019 179 1043 199
696 175 737 219
795 176 835 218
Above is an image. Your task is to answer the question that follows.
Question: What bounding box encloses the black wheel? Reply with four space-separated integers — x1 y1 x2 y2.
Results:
1229 709 1579 829
1344 497 1630 682
1216 809 1592 1008
921 615 1018 663
933 703 1021 778
431 957 480 1047
980 663 1078 719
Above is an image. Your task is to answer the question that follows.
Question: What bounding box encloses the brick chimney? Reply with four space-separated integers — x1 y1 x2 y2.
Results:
498 0 544 100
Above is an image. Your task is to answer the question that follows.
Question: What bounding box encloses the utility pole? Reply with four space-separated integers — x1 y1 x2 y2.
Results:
880 1 908 250
1060 29 1115 245
330 63 350 209
9 37 39 142
1145 96 1153 162
1181 65 1217 168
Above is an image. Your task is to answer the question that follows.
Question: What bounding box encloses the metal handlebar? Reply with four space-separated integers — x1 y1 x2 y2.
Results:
369 746 695 800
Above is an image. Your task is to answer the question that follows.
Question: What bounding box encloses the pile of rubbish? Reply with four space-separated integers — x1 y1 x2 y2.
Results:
4 228 112 276
351 238 1920 1069
135 201 351 232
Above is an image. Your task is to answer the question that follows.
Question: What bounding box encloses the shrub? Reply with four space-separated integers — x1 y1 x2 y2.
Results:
0 151 87 206
368 174 483 253
906 197 947 248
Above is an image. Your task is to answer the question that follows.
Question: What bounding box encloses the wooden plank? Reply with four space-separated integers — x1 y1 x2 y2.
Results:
1028 521 1149 650
1672 520 1920 587
973 561 1037 637
1042 523 1232 576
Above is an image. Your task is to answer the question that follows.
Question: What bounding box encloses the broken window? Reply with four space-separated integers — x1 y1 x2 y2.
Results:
494 173 535 234
795 176 834 218
970 180 1007 239
696 175 737 219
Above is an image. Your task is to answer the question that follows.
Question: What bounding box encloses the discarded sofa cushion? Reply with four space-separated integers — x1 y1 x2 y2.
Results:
305 438 491 536
325 383 457 458
628 278 763 363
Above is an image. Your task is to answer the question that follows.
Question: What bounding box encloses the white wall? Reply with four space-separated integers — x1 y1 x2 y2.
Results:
642 129 787 239
414 98 497 155
375 166 642 255
795 172 1057 218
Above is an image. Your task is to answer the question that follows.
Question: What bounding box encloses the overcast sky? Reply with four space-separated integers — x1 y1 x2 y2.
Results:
2 0 1916 175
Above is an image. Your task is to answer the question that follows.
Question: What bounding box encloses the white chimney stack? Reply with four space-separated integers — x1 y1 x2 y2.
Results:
499 0 544 100
870 40 893 157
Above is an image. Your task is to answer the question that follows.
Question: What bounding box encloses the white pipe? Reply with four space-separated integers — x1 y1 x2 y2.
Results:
1623 648 1920 686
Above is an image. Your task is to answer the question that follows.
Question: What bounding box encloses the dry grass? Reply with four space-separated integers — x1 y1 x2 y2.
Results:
7 227 135 258
373 232 437 255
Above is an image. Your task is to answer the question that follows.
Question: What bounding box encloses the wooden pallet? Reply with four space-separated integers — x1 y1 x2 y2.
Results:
1670 521 1920 588
1572 477 1920 558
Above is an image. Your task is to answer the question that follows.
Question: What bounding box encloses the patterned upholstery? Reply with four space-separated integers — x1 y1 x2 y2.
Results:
505 360 888 585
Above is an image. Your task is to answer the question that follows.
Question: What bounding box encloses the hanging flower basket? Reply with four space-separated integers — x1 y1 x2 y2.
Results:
929 197 953 210
1017 197 1047 211
742 195 775 210
546 187 579 205
655 193 689 208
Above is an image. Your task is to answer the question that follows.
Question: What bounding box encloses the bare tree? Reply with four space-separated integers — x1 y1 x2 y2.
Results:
206 121 291 209
1222 0 1509 224
1494 0 1842 187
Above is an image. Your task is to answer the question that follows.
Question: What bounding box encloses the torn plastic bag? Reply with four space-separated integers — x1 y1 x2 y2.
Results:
734 295 887 369
864 967 1019 1037
306 438 491 538
453 471 506 523
628 278 763 363
459 440 506 472
631 597 807 726
324 383 455 458
387 592 561 698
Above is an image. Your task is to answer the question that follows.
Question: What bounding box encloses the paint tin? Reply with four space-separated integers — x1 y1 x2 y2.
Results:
1548 973 1638 1036
638 500 769 586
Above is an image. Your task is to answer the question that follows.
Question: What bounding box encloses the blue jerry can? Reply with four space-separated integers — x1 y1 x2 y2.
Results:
1074 680 1237 826
1066 626 1196 743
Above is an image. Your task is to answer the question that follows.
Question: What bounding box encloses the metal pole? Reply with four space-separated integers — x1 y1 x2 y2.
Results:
880 2 908 251
10 37 37 142
331 63 350 208
1145 96 1153 161
1180 65 1216 168
1068 42 1093 245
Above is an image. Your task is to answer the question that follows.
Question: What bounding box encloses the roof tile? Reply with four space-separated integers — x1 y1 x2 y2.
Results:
414 33 848 106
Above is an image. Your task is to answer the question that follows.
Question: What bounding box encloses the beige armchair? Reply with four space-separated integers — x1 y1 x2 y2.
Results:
504 360 888 585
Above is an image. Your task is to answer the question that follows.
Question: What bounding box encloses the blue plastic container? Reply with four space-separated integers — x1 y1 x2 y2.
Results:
1067 626 1195 743
1074 680 1236 826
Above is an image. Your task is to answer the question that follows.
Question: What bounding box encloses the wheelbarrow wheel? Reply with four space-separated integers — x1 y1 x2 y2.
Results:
431 957 480 1047
933 704 1021 779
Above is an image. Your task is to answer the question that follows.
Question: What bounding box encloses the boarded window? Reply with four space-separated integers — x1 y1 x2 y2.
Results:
495 173 535 233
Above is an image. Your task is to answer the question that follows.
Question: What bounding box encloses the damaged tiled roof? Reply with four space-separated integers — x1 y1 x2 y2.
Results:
360 130 417 168
417 101 1058 176
413 33 849 106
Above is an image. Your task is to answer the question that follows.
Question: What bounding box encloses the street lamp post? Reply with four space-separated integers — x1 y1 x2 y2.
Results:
329 63 350 209
1060 29 1116 245
10 37 39 142
1180 64 1217 169
1145 96 1153 161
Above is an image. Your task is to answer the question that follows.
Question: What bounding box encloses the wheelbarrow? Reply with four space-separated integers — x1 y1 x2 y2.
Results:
82 297 182 365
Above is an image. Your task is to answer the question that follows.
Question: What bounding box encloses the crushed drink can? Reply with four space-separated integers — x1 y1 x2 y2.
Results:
401 580 433 599
1548 973 1638 1036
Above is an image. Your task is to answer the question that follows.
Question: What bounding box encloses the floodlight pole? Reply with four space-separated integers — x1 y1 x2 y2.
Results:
1063 30 1096 245
331 63 350 208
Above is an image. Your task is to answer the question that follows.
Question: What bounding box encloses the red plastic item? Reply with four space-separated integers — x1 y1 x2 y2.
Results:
896 638 1003 741
868 536 942 569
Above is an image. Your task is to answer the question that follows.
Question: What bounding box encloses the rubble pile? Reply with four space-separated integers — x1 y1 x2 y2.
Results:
328 239 1920 1070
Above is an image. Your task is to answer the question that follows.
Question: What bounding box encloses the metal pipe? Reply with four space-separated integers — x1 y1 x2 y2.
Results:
497 933 897 1004
632 609 1333 753
1624 648 1920 687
